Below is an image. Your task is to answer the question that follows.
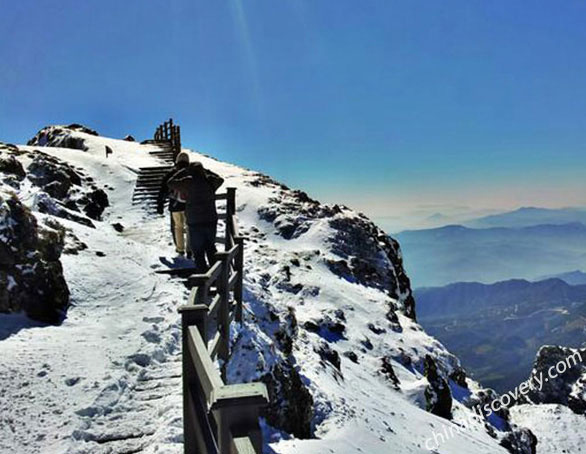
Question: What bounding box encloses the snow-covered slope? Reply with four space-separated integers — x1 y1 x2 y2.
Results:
0 126 545 454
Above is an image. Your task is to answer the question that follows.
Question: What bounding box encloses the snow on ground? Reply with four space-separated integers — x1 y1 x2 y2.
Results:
1 131 519 454
510 404 586 454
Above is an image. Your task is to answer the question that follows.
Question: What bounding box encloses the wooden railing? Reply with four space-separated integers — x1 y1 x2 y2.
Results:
154 118 182 160
178 188 269 454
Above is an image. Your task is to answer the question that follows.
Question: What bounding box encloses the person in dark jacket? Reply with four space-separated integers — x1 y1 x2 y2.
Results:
167 161 224 272
157 152 190 256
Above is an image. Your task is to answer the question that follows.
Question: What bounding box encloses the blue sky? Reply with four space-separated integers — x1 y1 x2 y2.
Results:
2 0 586 231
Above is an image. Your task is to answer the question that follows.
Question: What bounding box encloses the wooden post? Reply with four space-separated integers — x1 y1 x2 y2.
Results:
226 188 236 250
178 304 209 454
215 253 231 381
211 383 269 454
164 122 169 140
234 237 244 323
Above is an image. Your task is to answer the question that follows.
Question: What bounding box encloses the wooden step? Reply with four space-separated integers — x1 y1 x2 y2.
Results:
139 166 174 172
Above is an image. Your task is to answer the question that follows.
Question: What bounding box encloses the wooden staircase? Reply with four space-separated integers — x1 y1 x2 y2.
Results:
148 140 176 165
132 119 182 212
132 164 174 212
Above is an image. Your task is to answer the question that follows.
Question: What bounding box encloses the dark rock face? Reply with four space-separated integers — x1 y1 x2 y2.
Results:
0 194 70 323
65 124 99 136
79 188 109 220
0 154 26 180
380 356 400 389
27 124 97 150
123 135 135 142
521 346 586 414
449 366 468 389
261 363 314 439
423 355 452 419
274 307 298 356
35 193 95 228
28 153 82 200
500 428 538 454
314 340 341 371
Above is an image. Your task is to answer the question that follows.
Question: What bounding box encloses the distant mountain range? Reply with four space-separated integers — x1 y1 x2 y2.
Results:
466 206 586 229
537 270 586 285
396 222 586 287
416 278 586 393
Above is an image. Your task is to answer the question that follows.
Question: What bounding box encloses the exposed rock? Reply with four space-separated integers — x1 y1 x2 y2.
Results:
314 341 341 371
123 135 135 141
423 355 452 419
500 428 537 454
0 154 25 180
449 366 468 389
27 125 96 150
79 188 109 220
275 307 298 356
27 153 82 200
368 323 386 335
328 216 416 320
261 363 314 439
65 124 99 136
520 346 586 415
302 314 345 340
0 194 70 323
380 356 400 389
34 193 95 228
343 351 359 363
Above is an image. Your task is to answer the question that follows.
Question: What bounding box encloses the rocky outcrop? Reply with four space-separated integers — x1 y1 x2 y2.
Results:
260 363 314 439
2 145 108 225
500 428 537 454
27 124 97 150
28 153 82 199
423 355 452 419
520 345 586 414
0 194 70 323
254 174 416 320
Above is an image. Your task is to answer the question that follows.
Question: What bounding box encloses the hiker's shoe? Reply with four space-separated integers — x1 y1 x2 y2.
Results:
176 250 185 257
186 251 193 260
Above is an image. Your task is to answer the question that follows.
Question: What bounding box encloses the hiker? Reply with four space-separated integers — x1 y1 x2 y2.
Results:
167 161 224 272
157 152 190 257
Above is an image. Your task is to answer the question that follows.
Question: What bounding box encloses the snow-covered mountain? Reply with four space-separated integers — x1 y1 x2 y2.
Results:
0 125 580 454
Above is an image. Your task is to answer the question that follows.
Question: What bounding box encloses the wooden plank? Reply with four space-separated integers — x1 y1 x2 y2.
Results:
208 330 222 360
232 436 256 454
187 261 222 289
228 270 240 291
211 383 268 409
208 294 221 316
217 245 239 264
187 326 224 405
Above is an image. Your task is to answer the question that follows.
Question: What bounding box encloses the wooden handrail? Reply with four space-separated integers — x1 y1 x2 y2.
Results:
152 118 182 160
178 187 266 454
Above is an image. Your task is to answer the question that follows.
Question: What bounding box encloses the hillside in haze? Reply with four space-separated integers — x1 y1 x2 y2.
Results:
416 279 586 392
467 207 586 229
396 223 586 287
